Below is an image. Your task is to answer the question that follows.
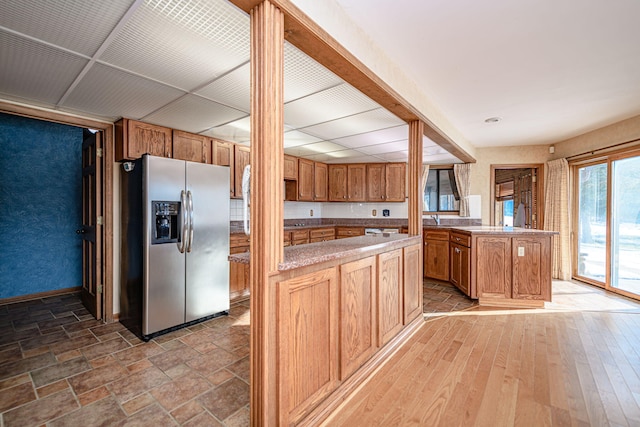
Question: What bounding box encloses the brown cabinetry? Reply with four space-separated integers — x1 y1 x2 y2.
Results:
309 227 335 243
511 237 551 301
403 244 422 324
284 154 298 180
347 164 367 202
377 249 403 346
366 164 386 201
291 229 310 246
172 130 211 163
328 164 348 201
424 228 449 281
335 226 365 239
476 236 511 300
115 118 172 161
212 139 235 197
450 231 471 297
233 144 250 199
298 158 314 201
229 233 250 300
385 163 406 202
314 162 328 201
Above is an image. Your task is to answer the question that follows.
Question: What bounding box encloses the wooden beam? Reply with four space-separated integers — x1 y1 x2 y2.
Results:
408 120 423 237
249 1 284 425
229 0 475 163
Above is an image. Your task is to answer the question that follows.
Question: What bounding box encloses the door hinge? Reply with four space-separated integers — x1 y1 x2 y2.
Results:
96 148 103 158
97 216 104 226
97 284 103 293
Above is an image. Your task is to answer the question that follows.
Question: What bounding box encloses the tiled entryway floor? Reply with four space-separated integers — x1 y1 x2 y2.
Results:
0 294 250 426
422 279 478 314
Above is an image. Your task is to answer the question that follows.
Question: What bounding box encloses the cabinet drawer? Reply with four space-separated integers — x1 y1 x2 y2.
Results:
450 232 471 247
230 233 250 249
310 227 335 239
336 227 365 238
291 229 310 241
424 228 449 241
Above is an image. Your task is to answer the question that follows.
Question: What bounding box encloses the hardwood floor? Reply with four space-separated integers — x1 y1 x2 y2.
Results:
326 280 640 426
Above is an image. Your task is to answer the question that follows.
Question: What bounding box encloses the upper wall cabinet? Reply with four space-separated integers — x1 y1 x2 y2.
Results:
213 139 235 197
385 163 406 202
314 162 328 201
298 159 315 201
233 144 251 199
115 118 172 161
284 155 298 180
172 130 211 164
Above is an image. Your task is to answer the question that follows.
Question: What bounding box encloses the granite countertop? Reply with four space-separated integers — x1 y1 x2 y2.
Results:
229 233 421 271
439 225 558 235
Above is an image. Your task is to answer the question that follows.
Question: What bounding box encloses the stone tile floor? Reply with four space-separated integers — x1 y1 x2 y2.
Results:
0 280 474 426
0 294 250 426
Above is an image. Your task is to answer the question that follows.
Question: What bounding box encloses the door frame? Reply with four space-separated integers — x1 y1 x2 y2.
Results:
0 101 114 322
490 163 545 228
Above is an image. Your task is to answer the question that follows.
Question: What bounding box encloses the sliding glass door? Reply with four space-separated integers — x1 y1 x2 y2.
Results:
574 151 640 299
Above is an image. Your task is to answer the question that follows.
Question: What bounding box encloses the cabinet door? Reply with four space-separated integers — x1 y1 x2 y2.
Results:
277 267 339 425
328 164 348 201
229 262 249 297
512 236 551 301
340 257 377 380
424 239 450 281
213 139 235 198
347 164 367 201
116 119 172 160
366 164 385 201
233 145 250 199
403 244 422 324
284 155 298 180
450 242 470 296
172 130 211 163
314 162 328 201
377 249 403 346
298 158 314 201
385 163 406 202
476 236 511 299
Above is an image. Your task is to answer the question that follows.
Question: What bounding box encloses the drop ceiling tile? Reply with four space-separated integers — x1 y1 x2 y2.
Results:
296 141 348 154
331 125 409 149
284 42 343 102
196 62 250 112
284 83 381 129
324 153 385 164
0 0 135 56
375 151 409 162
284 131 323 148
300 108 405 141
144 94 246 133
202 116 251 143
99 0 250 90
62 63 185 119
357 141 409 155
0 31 88 105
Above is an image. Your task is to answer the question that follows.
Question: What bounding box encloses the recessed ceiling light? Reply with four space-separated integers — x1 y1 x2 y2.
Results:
484 117 501 123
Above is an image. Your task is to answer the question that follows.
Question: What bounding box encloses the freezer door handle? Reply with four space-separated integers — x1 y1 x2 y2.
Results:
186 190 194 253
178 190 187 253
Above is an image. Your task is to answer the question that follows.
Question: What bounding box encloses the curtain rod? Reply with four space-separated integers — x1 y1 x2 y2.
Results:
565 137 640 160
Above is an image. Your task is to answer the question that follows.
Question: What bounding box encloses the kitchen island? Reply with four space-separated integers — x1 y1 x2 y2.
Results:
230 233 423 426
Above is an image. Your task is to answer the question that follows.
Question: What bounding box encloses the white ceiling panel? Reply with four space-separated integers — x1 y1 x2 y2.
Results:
99 0 250 90
294 141 348 155
323 153 386 164
202 116 251 142
0 31 88 105
0 0 135 56
283 130 323 148
143 94 246 133
375 151 409 162
331 125 409 149
300 108 405 141
62 63 185 119
195 62 250 112
357 140 410 155
284 83 381 129
284 42 344 102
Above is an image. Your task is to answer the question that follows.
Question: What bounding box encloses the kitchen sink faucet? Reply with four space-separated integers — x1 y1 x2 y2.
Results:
431 214 440 225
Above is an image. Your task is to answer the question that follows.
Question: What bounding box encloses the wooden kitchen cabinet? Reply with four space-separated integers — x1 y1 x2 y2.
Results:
450 231 471 297
172 130 211 163
290 229 310 245
377 249 403 346
385 163 406 202
476 236 512 300
298 158 314 201
347 164 367 202
309 227 335 243
340 256 377 380
229 233 250 300
233 144 250 199
511 237 551 301
424 228 449 281
335 226 365 239
284 155 298 180
115 118 172 161
403 243 423 324
314 162 328 201
328 164 348 201
212 139 235 198
367 164 386 201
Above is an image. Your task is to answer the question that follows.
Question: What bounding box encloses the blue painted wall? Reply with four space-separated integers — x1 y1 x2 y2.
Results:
0 112 83 299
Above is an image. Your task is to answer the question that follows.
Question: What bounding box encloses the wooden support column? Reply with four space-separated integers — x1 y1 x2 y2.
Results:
408 120 424 236
249 1 284 425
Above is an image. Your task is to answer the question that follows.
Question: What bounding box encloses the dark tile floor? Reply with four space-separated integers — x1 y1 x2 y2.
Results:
0 280 474 426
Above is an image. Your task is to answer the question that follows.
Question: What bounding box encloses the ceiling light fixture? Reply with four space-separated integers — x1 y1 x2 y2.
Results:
484 117 501 123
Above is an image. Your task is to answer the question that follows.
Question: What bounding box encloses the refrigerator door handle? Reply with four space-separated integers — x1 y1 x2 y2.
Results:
186 190 194 253
178 190 187 253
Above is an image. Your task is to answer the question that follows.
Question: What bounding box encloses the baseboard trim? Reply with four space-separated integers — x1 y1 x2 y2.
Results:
0 287 82 306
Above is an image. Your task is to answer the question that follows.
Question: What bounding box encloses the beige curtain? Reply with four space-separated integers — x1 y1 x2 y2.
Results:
543 158 571 280
421 164 430 207
454 163 471 217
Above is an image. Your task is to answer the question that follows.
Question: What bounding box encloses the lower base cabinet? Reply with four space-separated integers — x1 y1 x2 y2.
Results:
403 244 423 324
377 249 403 347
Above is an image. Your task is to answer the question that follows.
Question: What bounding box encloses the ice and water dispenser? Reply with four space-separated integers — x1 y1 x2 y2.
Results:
152 201 180 244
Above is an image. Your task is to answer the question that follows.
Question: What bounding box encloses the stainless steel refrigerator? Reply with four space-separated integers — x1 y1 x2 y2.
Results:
120 154 229 340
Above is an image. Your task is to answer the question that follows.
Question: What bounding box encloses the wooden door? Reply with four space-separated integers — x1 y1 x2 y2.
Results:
298 158 314 201
386 163 406 202
347 164 367 201
314 162 328 201
80 130 103 320
366 164 385 201
233 144 250 198
172 130 211 163
328 164 347 201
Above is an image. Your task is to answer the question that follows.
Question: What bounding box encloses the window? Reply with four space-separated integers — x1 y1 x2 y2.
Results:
423 168 459 212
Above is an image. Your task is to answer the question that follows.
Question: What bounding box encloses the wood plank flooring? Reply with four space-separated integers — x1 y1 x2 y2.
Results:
325 281 640 427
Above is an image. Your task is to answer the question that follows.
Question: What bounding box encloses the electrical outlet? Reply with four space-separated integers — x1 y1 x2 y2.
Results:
310 209 313 217
372 209 377 216
518 247 525 257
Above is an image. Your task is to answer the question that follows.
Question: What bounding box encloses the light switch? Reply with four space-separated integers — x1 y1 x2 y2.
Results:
518 246 525 257
372 209 377 216
310 209 313 217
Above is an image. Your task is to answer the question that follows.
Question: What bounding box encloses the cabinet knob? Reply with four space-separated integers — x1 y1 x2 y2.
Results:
455 247 461 253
